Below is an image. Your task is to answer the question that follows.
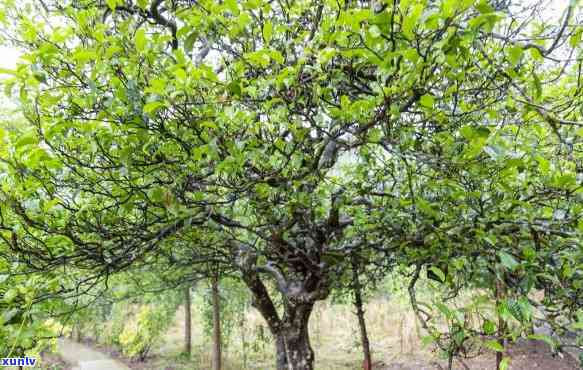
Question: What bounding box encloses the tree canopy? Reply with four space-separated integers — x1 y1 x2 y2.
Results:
1 0 583 369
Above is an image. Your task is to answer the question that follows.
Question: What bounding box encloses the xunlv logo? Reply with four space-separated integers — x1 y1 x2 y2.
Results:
0 356 37 367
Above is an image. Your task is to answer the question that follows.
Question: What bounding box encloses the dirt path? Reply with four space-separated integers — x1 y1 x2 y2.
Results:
57 338 129 370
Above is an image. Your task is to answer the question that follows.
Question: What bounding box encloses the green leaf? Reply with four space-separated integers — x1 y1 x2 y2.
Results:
135 28 147 52
149 187 165 202
420 334 435 347
244 51 272 67
184 31 198 54
507 46 523 66
227 81 242 96
476 0 495 14
269 50 284 64
419 94 434 108
0 68 16 76
1 308 19 324
484 339 504 352
498 251 519 271
402 4 423 39
263 21 273 43
416 198 439 218
435 302 452 318
3 288 18 302
146 78 167 95
226 0 238 13
460 125 490 140
244 0 261 9
532 71 542 100
428 266 445 282
15 132 37 148
555 173 576 188
143 101 165 114
136 0 149 10
569 29 582 48
529 47 544 62
27 148 50 168
570 321 583 330
460 126 474 140
442 0 461 17
72 49 97 64
174 68 187 80
482 320 496 335
106 0 119 11
368 25 381 38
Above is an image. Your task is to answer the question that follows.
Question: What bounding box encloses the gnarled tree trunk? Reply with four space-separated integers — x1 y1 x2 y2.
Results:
275 334 288 370
240 264 324 370
235 230 334 370
278 303 315 370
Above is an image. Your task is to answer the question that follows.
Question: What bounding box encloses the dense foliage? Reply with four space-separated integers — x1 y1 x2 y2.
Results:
0 0 582 369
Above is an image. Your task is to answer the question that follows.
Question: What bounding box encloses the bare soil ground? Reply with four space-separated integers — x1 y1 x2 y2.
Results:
377 339 580 370
38 351 72 370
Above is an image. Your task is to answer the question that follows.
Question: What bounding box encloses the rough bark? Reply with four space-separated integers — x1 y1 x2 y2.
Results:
242 270 319 370
279 303 315 370
238 251 286 369
236 243 329 370
184 285 192 356
275 333 288 370
211 276 222 370
352 257 372 370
